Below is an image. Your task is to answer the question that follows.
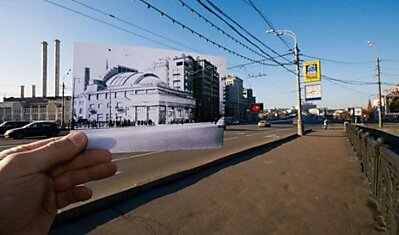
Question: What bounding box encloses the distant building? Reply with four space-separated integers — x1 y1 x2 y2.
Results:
0 97 72 126
223 75 246 122
243 88 257 123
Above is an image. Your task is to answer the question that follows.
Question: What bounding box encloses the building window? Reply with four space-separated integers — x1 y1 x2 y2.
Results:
105 93 108 99
176 61 183 66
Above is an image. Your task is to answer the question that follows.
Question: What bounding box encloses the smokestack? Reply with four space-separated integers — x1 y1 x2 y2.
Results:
84 67 90 91
54 39 60 97
41 41 48 98
32 85 36 98
20 85 25 98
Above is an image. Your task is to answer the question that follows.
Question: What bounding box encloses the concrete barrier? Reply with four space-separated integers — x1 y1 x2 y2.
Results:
346 123 399 234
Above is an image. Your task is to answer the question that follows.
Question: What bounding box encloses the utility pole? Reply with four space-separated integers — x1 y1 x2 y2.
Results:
267 29 304 136
294 43 304 136
61 82 65 128
368 41 383 128
376 57 383 128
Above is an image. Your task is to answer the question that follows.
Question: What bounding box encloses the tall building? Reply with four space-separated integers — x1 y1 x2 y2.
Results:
223 74 246 122
243 88 258 123
168 55 220 122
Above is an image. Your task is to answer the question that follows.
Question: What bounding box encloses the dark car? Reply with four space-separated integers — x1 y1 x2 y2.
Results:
0 121 30 135
4 121 59 139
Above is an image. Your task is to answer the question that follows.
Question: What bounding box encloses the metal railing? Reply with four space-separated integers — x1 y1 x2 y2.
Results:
346 123 399 234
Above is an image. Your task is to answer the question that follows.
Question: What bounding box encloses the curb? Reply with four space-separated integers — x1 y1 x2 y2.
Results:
53 129 310 225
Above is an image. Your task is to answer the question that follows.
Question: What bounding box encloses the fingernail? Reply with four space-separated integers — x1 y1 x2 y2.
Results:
69 132 86 146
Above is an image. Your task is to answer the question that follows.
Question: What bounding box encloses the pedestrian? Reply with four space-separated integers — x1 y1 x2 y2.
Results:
323 118 329 130
0 132 117 234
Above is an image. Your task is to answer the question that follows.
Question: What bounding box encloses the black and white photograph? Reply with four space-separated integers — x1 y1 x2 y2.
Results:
72 43 227 152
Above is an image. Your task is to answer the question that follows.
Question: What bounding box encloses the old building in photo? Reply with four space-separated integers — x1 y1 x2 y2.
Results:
73 66 196 126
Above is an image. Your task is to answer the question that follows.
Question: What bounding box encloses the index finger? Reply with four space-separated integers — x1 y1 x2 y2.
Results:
0 137 61 160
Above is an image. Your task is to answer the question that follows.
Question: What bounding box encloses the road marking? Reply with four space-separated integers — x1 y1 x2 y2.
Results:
264 134 278 138
224 137 239 141
235 132 246 135
112 151 161 162
0 144 19 148
115 171 122 175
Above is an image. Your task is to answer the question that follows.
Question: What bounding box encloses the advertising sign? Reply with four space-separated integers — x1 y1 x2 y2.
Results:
385 95 399 115
303 60 321 83
354 108 362 116
305 84 321 101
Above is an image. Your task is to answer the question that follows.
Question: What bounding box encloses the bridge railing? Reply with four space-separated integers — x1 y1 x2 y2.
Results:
346 123 399 234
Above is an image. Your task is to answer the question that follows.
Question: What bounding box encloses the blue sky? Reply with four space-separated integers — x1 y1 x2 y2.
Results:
1 0 398 109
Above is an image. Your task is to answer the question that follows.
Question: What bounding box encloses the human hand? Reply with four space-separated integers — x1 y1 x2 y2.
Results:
0 132 117 235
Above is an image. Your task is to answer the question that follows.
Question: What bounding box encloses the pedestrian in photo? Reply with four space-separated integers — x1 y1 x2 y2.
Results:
323 118 329 130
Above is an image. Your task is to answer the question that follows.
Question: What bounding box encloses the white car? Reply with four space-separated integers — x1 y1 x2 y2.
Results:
258 120 271 128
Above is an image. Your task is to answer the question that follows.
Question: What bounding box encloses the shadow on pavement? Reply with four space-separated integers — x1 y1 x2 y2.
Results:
50 135 297 234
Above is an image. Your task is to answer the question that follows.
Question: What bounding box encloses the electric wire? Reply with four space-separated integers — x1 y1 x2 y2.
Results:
302 54 374 65
244 0 291 49
72 0 202 53
178 0 291 62
198 0 293 66
44 0 180 50
135 0 291 68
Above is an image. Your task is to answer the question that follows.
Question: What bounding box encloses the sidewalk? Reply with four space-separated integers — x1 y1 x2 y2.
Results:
58 127 384 234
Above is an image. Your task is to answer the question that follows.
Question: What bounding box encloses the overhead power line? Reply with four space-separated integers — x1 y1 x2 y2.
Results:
72 0 201 53
135 0 290 68
178 0 289 62
197 0 293 67
302 54 374 65
244 0 291 49
228 52 292 69
44 0 180 50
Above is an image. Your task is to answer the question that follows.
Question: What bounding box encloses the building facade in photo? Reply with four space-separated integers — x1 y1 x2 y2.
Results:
73 66 195 126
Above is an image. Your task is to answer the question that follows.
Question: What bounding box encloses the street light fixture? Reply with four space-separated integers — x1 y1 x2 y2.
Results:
266 29 304 136
367 41 383 128
61 69 71 128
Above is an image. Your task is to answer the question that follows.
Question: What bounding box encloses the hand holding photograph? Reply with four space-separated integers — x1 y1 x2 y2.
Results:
72 43 227 153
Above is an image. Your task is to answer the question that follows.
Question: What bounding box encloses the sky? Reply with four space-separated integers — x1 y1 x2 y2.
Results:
0 0 399 109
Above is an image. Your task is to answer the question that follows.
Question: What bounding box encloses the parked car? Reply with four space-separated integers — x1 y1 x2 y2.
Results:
258 120 271 128
4 121 59 139
0 121 30 135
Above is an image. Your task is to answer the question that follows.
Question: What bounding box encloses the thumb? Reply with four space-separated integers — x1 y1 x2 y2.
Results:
27 131 88 171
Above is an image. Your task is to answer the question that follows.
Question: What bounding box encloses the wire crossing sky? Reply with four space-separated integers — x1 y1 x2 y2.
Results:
0 0 398 109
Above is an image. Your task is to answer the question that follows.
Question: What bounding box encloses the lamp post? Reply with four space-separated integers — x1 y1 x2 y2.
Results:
266 29 304 136
367 41 383 128
61 69 71 128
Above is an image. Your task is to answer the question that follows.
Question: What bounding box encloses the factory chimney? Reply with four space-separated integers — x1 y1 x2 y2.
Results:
32 85 36 98
54 39 61 97
20 85 25 98
41 41 48 98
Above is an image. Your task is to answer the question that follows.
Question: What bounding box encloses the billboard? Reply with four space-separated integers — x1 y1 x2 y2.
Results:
304 84 321 101
72 43 227 153
303 60 321 83
385 95 399 115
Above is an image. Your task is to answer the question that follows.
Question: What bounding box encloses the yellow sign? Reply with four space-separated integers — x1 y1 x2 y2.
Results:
303 60 321 83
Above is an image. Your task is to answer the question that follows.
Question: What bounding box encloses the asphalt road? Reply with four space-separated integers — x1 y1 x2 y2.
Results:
0 124 298 211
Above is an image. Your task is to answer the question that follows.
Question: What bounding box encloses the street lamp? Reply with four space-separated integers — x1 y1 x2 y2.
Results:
266 29 304 136
61 69 71 128
367 41 383 128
